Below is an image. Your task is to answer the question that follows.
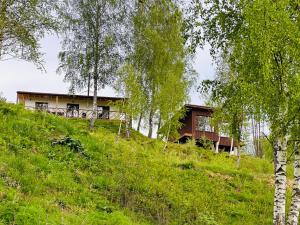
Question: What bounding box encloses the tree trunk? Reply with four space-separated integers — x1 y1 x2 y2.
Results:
251 117 257 156
236 144 241 168
258 120 262 157
273 136 288 225
230 137 234 154
125 114 130 138
215 134 221 153
148 108 154 138
137 113 142 132
89 76 98 129
157 114 161 139
287 142 300 225
129 114 132 129
87 73 91 96
163 119 172 151
116 100 126 140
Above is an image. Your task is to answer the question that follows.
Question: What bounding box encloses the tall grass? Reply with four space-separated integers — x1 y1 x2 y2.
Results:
0 102 286 224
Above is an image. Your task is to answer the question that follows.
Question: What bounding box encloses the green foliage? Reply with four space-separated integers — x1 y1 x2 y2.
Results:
0 0 58 66
57 0 131 127
51 136 88 158
0 102 292 224
0 93 6 102
57 0 128 92
198 136 214 150
195 0 300 137
117 64 147 122
119 0 190 138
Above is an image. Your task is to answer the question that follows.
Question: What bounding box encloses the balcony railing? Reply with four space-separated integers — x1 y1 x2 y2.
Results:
25 106 126 121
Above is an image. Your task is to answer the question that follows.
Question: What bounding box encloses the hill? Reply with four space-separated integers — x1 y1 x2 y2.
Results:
0 102 288 225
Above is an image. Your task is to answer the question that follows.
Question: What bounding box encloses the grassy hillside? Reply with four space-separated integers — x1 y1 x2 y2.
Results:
0 102 289 225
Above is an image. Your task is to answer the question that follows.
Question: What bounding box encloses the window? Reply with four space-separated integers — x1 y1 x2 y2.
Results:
66 104 79 118
35 102 48 111
196 116 213 132
97 106 110 119
219 122 229 137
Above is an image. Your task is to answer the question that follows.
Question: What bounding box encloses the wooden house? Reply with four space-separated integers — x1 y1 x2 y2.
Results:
178 104 237 152
17 91 125 120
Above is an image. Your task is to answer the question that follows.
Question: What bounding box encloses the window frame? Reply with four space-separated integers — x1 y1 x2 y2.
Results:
195 115 214 132
35 102 48 111
97 106 110 119
66 103 80 118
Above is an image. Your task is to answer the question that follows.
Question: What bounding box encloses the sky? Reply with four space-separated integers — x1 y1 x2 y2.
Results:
0 34 216 104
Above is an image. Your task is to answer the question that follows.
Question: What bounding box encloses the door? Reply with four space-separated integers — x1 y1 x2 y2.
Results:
67 104 79 118
97 106 110 119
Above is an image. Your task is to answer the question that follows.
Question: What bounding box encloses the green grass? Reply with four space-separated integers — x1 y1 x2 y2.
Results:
0 102 289 224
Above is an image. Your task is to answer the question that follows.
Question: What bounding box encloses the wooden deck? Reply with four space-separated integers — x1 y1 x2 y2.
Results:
25 106 125 121
179 131 237 147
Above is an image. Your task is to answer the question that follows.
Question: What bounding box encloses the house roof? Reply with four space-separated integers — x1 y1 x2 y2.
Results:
17 91 126 101
185 104 214 111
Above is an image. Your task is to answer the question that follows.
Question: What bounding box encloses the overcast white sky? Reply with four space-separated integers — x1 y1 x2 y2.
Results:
0 34 215 104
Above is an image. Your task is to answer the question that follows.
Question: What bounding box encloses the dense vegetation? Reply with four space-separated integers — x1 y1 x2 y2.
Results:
0 102 293 224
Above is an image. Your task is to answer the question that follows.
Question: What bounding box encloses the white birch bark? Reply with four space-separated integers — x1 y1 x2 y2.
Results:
273 136 288 225
230 137 234 155
90 79 98 129
215 135 220 153
148 108 154 138
137 113 143 132
287 142 300 225
125 114 130 138
236 145 241 168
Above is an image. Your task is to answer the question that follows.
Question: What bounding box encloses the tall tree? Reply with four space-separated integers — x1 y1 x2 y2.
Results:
188 0 300 224
124 0 189 139
116 64 147 138
58 0 131 128
201 58 250 166
0 0 58 67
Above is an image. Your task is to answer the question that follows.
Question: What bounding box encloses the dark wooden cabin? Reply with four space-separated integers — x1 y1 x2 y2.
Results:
178 104 237 152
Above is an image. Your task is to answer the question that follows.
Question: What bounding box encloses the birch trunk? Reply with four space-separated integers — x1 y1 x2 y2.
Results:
137 113 142 132
117 100 125 139
90 76 98 129
287 142 300 225
148 108 154 138
87 73 91 96
157 115 161 139
273 136 288 225
163 120 171 151
258 121 262 157
236 145 241 168
215 135 220 153
125 114 130 138
230 137 234 154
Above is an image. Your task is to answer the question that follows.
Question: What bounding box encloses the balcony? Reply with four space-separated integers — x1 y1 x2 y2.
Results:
25 106 126 121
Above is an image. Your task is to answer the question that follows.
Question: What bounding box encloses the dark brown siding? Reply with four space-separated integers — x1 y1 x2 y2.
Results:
179 110 193 137
177 105 238 148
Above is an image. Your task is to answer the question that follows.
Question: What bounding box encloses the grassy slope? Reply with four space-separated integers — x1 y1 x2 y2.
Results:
0 102 290 225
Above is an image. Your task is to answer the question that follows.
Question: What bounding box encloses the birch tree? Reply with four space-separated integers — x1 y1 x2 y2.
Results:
188 0 300 224
58 0 131 128
126 0 189 139
116 64 147 138
201 59 250 166
0 0 58 67
287 101 300 225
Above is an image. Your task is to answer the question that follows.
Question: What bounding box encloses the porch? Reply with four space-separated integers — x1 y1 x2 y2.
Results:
25 106 126 121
